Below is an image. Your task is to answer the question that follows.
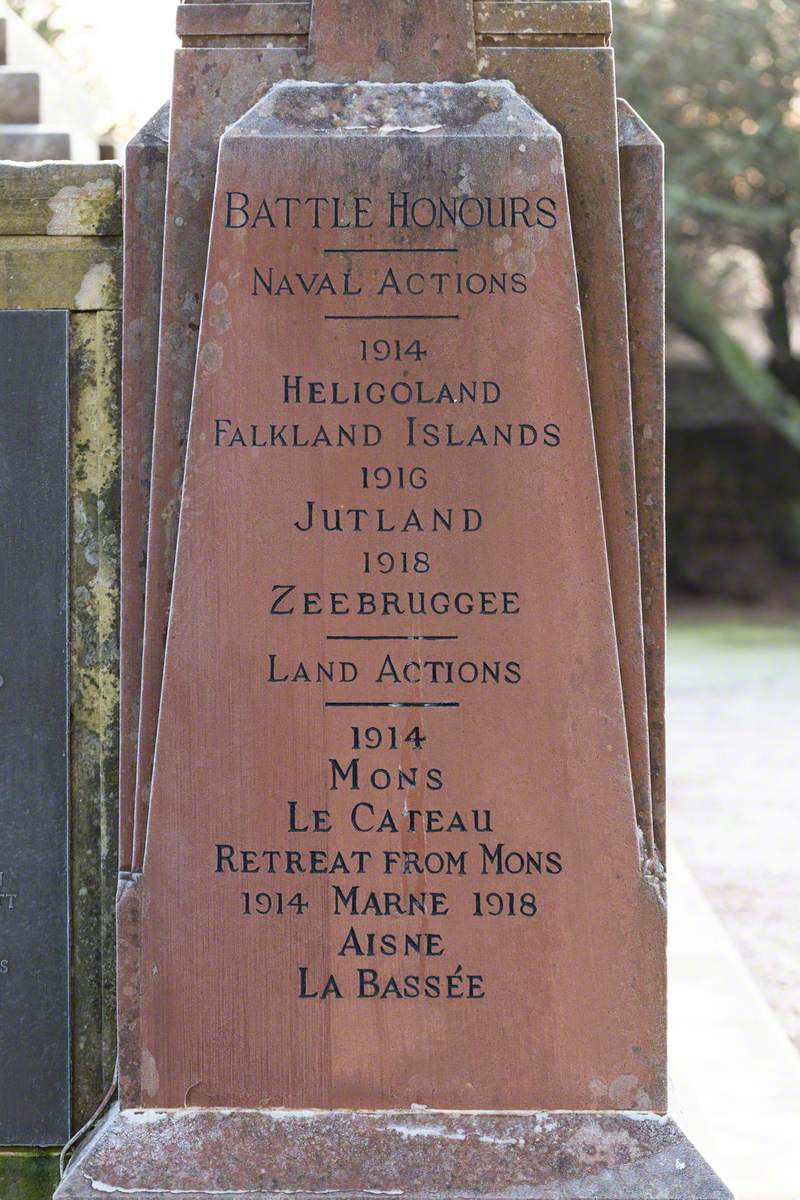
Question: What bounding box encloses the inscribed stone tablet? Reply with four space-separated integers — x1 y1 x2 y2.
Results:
138 80 663 1111
136 32 657 878
0 310 70 1145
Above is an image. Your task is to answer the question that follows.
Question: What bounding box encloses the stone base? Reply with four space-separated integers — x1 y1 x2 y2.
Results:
54 1105 732 1199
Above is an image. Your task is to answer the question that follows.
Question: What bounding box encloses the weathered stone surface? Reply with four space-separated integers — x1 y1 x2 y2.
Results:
120 104 169 876
177 2 311 37
619 100 667 861
133 46 308 878
0 1152 60 1200
0 162 121 237
476 0 611 38
0 164 122 1141
179 0 614 43
0 126 70 160
310 0 476 80
0 236 121 311
116 873 144 1110
56 1107 733 1199
68 308 121 1127
480 44 656 865
180 33 308 47
0 68 40 122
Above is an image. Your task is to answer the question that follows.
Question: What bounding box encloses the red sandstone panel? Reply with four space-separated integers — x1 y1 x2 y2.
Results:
177 3 311 37
475 0 611 37
481 46 655 853
135 36 655 874
619 99 666 861
120 103 170 873
310 0 476 80
133 47 309 872
137 79 663 1111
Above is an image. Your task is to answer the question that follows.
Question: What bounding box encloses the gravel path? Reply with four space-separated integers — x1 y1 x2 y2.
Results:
668 607 800 1051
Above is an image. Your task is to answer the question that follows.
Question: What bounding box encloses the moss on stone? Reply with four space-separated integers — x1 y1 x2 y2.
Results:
0 163 122 237
69 312 121 1127
0 238 122 310
47 176 122 238
0 1152 61 1200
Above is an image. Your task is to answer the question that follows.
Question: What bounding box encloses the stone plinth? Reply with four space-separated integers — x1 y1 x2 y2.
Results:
56 1107 732 1199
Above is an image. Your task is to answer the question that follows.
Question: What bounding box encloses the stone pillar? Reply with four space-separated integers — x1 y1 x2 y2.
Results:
0 161 122 1196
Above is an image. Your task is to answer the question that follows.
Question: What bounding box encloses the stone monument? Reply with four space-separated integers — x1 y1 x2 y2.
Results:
56 2 731 1196
0 162 122 1196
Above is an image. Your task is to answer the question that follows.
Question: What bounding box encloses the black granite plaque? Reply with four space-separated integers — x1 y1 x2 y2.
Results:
0 310 71 1146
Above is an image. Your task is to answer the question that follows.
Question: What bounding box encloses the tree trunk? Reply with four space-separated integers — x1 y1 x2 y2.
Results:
666 250 800 453
758 226 800 393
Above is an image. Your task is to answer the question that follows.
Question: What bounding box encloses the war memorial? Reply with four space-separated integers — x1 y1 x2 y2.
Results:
1 1 734 1196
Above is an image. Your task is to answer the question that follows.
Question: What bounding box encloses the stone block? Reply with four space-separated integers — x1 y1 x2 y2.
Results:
0 8 99 159
0 162 122 236
0 126 70 161
0 68 40 123
0 1152 60 1200
68 308 121 1127
56 5 729 1197
0 236 121 310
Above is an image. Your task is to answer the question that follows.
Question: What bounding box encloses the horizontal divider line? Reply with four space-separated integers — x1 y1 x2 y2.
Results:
324 701 461 709
324 314 460 321
323 247 459 255
326 635 459 642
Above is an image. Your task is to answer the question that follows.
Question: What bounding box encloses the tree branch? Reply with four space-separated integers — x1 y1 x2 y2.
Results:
665 184 797 232
667 250 800 452
758 227 795 367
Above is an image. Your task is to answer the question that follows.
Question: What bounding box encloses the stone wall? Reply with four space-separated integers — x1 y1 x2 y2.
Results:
666 367 800 602
0 161 121 1197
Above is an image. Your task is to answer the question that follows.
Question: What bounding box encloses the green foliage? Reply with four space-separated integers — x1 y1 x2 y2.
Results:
667 248 800 450
616 0 800 242
6 0 64 47
615 0 800 430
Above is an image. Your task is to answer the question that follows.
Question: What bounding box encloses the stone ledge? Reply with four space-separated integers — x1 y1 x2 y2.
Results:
56 1106 732 1199
0 162 122 236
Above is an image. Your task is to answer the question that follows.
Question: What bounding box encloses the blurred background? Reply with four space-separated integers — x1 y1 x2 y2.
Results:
1 0 175 138
8 0 800 600
1 0 798 1195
